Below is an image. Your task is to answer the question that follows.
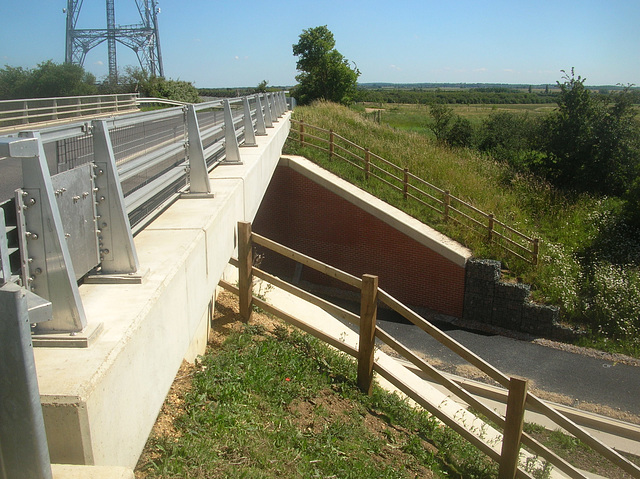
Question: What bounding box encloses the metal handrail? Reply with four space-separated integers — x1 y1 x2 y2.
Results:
0 94 139 129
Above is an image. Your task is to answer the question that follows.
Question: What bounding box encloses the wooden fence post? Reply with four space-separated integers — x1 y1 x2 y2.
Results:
238 221 253 322
357 274 378 395
488 213 495 242
532 238 539 266
299 120 305 147
365 148 370 180
403 168 409 200
499 377 529 479
329 129 334 160
444 190 451 222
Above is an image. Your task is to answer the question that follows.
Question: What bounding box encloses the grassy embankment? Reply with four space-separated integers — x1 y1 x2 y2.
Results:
136 293 639 478
136 293 501 479
284 101 640 358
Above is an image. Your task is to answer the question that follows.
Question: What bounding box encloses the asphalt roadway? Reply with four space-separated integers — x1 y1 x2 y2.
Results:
375 316 640 418
325 296 640 418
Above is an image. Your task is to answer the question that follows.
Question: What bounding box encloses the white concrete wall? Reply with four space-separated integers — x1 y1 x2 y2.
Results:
34 113 290 468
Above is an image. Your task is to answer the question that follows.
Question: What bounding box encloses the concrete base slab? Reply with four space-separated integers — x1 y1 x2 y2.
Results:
52 464 134 479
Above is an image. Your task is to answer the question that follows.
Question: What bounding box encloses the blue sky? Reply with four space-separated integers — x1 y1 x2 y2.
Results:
1 0 638 88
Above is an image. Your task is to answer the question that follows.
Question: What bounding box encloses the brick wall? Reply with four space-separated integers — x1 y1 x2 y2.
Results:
253 165 466 318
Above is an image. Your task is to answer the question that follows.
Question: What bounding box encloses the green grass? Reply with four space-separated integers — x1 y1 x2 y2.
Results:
285 101 640 357
136 315 502 478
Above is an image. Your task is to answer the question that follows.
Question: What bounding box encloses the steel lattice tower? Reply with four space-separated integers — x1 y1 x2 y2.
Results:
65 0 164 82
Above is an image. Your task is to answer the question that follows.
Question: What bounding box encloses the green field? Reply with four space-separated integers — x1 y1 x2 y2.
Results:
354 102 557 135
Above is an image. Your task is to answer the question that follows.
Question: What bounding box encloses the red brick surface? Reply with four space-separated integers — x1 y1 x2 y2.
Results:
253 165 465 318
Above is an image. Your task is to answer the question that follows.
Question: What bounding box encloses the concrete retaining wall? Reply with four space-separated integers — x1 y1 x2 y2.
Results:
253 156 472 318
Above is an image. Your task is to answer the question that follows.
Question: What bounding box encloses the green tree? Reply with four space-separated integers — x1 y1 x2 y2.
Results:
428 103 454 142
118 67 200 103
256 80 269 93
541 69 640 195
292 26 360 105
0 61 97 99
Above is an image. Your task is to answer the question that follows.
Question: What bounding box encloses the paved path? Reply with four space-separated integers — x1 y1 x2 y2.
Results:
322 295 640 418
376 316 640 417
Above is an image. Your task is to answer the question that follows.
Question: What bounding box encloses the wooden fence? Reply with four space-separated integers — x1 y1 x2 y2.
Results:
219 221 640 479
289 119 540 266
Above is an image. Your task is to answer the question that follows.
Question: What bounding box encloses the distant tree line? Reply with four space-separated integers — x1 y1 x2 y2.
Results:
355 85 640 106
356 87 559 105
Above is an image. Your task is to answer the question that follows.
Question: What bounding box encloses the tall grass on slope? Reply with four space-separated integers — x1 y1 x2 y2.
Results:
285 101 640 358
287 101 535 271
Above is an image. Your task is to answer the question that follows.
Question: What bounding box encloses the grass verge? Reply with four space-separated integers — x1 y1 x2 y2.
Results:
135 292 501 479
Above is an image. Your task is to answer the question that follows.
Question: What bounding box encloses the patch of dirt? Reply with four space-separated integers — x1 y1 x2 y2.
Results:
288 389 436 478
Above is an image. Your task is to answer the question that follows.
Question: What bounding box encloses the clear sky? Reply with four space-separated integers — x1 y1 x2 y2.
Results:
1 0 638 88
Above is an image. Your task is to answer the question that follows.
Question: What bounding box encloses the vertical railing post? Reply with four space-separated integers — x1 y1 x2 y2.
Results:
403 168 409 200
52 99 58 120
222 99 242 164
532 238 539 266
329 129 334 160
184 105 213 195
254 95 267 136
357 274 378 395
92 120 141 273
444 190 451 222
365 148 370 180
499 377 529 479
0 282 53 479
22 101 28 124
488 213 495 242
262 93 274 128
13 133 86 333
238 221 253 323
242 97 257 147
299 120 305 147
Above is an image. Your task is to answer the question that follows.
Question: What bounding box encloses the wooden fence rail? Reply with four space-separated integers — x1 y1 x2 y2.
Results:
289 119 540 266
219 222 640 478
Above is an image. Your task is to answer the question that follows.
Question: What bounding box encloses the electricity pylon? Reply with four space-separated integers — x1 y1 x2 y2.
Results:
65 0 164 82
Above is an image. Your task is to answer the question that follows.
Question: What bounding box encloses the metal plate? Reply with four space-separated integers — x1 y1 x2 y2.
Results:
51 163 99 280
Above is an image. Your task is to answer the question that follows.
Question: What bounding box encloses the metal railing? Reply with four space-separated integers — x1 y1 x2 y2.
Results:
0 91 290 334
0 94 139 130
289 119 540 266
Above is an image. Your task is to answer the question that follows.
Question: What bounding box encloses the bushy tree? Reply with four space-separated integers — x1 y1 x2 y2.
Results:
541 69 640 195
0 61 97 99
115 67 200 103
292 26 360 105
429 103 454 142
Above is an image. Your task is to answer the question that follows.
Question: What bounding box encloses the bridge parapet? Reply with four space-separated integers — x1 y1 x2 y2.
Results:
0 91 290 336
